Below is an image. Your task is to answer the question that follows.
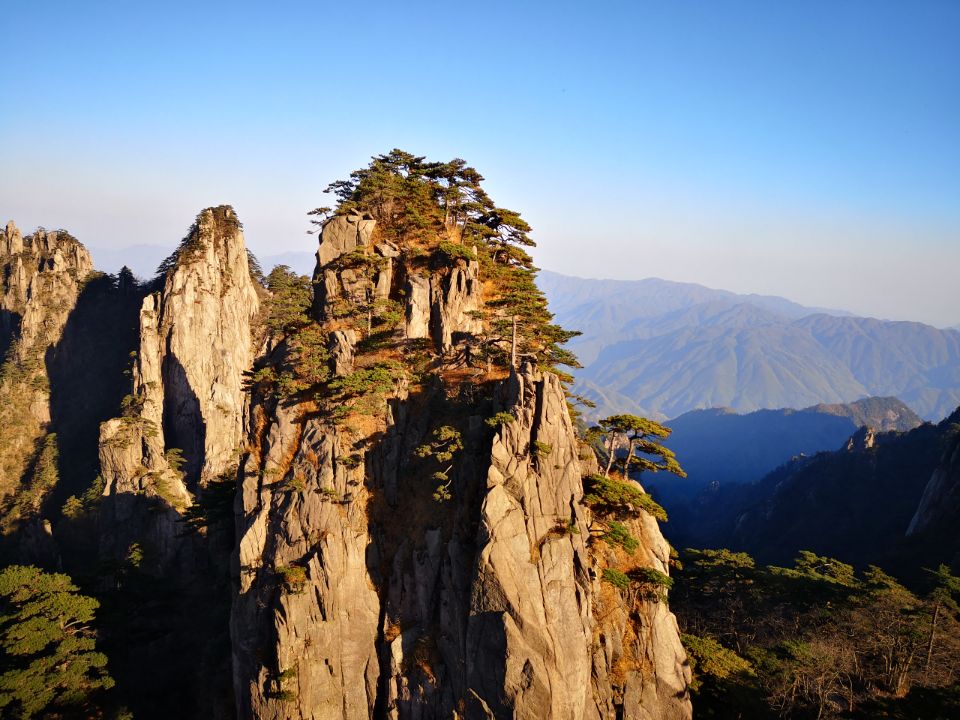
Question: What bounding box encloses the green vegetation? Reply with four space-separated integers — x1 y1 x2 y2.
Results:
484 411 515 429
582 473 667 522
415 425 464 502
630 566 674 601
276 565 307 594
531 440 552 458
593 414 686 480
180 473 236 534
673 548 960 718
155 206 244 277
601 568 631 591
262 265 311 334
601 520 639 554
0 565 114 717
327 361 404 416
436 240 476 262
319 149 579 376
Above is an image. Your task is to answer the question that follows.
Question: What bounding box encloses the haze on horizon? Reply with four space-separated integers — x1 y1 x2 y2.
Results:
1 1 958 327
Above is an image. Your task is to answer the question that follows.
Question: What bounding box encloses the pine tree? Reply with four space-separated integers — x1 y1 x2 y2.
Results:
0 566 114 717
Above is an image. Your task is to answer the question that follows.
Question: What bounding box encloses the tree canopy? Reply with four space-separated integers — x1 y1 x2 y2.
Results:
672 549 960 719
593 414 687 480
316 149 579 377
0 565 114 718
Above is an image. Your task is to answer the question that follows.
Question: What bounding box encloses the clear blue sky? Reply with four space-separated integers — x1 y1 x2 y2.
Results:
2 1 958 326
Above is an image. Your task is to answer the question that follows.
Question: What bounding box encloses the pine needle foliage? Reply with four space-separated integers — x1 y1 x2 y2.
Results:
319 149 580 376
582 473 668 522
0 566 114 717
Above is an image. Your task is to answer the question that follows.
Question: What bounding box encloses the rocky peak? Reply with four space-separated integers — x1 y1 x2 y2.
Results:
844 426 877 452
99 205 260 572
906 413 960 546
0 220 94 543
229 152 691 719
1 224 94 347
1 220 24 255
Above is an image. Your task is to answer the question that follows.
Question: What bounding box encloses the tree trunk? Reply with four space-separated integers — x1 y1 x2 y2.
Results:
622 435 636 478
924 601 941 673
603 434 617 478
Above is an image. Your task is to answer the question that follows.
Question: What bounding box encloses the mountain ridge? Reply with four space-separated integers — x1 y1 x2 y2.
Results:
540 271 960 421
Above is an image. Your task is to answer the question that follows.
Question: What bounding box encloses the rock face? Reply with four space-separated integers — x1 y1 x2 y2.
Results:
0 223 94 370
99 206 260 571
432 257 482 353
465 365 593 718
232 402 382 718
907 409 960 547
0 222 93 498
589 500 692 720
231 213 691 719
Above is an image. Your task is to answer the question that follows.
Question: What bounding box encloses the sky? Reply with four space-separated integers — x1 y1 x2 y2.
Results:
2 1 958 327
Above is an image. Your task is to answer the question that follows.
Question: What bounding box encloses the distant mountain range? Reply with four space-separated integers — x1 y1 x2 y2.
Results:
647 396 922 506
539 271 960 421
671 408 960 576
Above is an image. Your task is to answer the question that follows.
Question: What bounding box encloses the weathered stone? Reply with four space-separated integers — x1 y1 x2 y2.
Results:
0 222 93 500
1 220 23 255
232 416 381 719
404 273 431 339
316 211 377 267
465 363 594 719
312 212 379 320
99 205 260 571
329 329 357 376
233 235 691 719
844 426 876 451
432 258 482 352
908 419 960 538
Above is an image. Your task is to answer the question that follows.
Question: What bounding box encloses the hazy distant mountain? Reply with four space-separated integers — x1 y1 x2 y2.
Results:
538 271 848 365
540 271 960 421
647 397 923 506
674 410 960 574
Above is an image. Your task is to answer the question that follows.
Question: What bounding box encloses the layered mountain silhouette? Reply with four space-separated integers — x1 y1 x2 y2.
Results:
539 271 960 421
647 396 922 506
672 409 960 577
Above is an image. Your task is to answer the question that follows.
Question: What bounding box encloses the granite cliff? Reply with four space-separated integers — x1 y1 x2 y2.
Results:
231 157 691 718
0 222 94 559
0 153 692 719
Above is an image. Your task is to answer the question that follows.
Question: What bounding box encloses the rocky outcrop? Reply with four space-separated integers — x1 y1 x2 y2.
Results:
99 206 260 571
844 426 877 452
232 402 382 719
432 258 482 353
907 409 960 546
312 211 380 321
464 363 594 718
589 501 692 720
231 205 690 718
0 223 94 365
0 222 93 498
404 274 431 340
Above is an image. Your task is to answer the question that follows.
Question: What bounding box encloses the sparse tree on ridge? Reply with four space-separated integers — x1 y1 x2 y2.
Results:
594 413 686 480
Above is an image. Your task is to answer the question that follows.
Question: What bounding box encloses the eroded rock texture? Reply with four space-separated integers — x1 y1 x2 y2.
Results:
907 409 960 568
0 222 93 502
231 214 691 719
99 205 260 571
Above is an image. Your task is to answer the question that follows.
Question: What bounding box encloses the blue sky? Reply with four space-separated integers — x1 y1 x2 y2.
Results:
2 1 958 326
